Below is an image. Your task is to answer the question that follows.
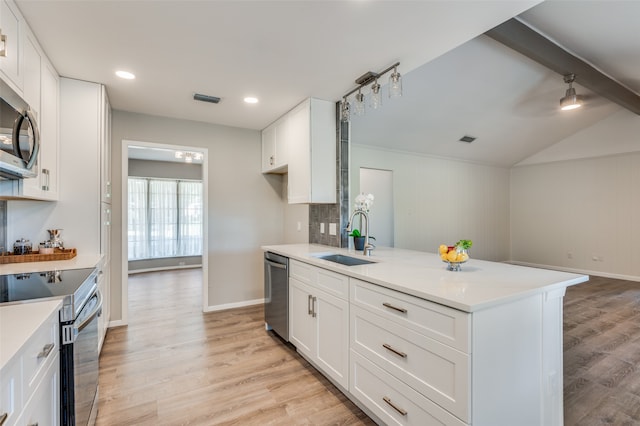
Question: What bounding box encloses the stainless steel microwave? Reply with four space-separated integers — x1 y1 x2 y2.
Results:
0 77 39 180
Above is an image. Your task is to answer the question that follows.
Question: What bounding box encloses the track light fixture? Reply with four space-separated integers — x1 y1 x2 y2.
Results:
560 73 583 111
341 62 401 122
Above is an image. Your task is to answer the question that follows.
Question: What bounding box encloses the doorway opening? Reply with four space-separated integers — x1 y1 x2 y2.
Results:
121 140 209 324
359 167 394 247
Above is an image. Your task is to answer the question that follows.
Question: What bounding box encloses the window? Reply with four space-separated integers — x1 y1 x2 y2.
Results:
128 177 203 260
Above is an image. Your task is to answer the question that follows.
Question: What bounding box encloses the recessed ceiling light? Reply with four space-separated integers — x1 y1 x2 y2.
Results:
116 70 136 80
244 97 259 104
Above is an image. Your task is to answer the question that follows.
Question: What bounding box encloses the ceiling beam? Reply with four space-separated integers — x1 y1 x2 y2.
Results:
486 18 640 115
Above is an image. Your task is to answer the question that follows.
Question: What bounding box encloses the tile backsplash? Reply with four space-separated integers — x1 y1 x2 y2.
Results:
309 112 349 248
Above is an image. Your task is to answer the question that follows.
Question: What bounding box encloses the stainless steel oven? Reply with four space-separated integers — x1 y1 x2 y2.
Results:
63 287 102 425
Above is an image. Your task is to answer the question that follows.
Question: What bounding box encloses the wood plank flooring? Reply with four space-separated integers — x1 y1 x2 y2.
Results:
563 275 640 426
97 269 640 425
96 269 374 425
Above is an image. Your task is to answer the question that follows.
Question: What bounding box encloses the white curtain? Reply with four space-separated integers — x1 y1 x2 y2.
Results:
128 178 148 260
128 178 203 260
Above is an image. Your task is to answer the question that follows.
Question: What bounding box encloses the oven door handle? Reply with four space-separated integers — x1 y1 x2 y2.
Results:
75 291 103 333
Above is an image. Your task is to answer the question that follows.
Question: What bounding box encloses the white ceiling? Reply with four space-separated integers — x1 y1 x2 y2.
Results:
15 1 640 167
16 0 538 130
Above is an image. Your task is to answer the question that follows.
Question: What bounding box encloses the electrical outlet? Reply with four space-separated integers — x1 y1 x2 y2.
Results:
297 221 301 232
320 223 325 234
329 223 337 236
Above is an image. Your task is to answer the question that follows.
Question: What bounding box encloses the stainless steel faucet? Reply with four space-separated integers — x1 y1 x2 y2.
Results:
346 209 374 256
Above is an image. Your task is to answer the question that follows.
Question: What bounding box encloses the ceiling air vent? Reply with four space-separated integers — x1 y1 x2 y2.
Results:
459 135 476 143
193 93 221 104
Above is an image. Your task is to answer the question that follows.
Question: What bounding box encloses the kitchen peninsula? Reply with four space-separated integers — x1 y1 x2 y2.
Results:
263 243 588 426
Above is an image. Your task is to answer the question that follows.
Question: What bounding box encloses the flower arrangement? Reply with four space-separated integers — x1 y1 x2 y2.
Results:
354 193 374 212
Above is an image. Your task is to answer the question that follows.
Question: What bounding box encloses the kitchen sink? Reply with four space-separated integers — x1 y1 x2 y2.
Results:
314 254 376 266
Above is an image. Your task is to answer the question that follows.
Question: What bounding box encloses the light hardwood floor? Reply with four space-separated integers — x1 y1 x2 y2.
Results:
96 269 374 425
97 269 640 425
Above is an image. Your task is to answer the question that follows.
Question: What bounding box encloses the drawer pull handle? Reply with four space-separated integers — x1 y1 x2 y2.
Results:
27 423 38 426
1 412 8 426
382 302 407 314
382 343 407 358
37 343 55 360
308 295 313 316
312 296 317 318
383 396 407 416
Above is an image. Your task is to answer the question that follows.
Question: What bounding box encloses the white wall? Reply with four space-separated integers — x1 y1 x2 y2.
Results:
351 145 511 261
111 111 285 321
511 152 640 279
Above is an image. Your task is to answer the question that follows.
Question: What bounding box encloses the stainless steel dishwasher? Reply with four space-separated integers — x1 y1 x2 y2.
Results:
264 251 289 341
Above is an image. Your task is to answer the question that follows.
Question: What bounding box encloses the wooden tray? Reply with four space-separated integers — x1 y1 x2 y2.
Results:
0 248 77 264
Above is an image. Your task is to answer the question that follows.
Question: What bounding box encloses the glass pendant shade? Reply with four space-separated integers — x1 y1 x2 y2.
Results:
353 91 365 116
370 81 382 109
389 69 402 98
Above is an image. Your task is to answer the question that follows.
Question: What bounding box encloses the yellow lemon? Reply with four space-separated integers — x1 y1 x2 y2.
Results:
459 252 469 262
441 253 448 261
447 250 458 262
439 244 448 255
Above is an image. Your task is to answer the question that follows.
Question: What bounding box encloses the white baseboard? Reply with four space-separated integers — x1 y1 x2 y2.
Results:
508 261 640 282
107 319 126 328
204 298 265 312
128 264 202 275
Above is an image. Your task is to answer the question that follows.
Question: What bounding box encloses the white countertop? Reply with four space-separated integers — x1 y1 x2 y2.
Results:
262 244 589 312
0 300 62 370
0 253 102 275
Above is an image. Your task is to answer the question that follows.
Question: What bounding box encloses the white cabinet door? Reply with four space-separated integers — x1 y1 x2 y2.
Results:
289 277 315 359
286 98 336 204
289 268 349 390
16 352 59 426
37 60 59 200
0 0 22 92
315 291 349 389
261 116 287 173
97 260 110 353
100 86 111 203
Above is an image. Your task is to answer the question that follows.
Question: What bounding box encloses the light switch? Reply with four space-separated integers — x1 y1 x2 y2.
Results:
297 221 301 232
329 223 337 236
320 223 325 234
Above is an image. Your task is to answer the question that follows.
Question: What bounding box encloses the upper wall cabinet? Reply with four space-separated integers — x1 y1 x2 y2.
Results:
0 3 60 201
261 97 336 204
261 116 288 173
0 0 23 93
287 98 336 204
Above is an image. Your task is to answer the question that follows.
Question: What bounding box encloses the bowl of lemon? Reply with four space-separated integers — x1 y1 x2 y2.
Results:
439 240 472 271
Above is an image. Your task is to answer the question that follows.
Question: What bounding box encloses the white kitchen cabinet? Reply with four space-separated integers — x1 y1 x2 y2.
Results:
100 85 111 203
0 0 22 93
288 260 349 389
0 303 60 426
0 29 59 201
97 258 111 352
286 98 336 204
261 117 288 173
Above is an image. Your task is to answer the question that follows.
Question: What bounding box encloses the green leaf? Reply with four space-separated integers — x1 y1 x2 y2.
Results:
349 229 361 237
456 239 473 250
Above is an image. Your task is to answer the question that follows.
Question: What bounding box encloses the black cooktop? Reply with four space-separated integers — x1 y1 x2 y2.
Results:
0 267 97 305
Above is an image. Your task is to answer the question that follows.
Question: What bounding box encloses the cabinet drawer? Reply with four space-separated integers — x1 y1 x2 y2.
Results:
351 306 469 422
290 260 349 300
351 279 470 353
22 308 59 399
350 351 467 426
15 352 59 426
0 356 22 426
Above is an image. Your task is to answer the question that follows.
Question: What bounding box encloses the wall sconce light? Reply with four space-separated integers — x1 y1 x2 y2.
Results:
341 62 401 122
560 73 583 111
